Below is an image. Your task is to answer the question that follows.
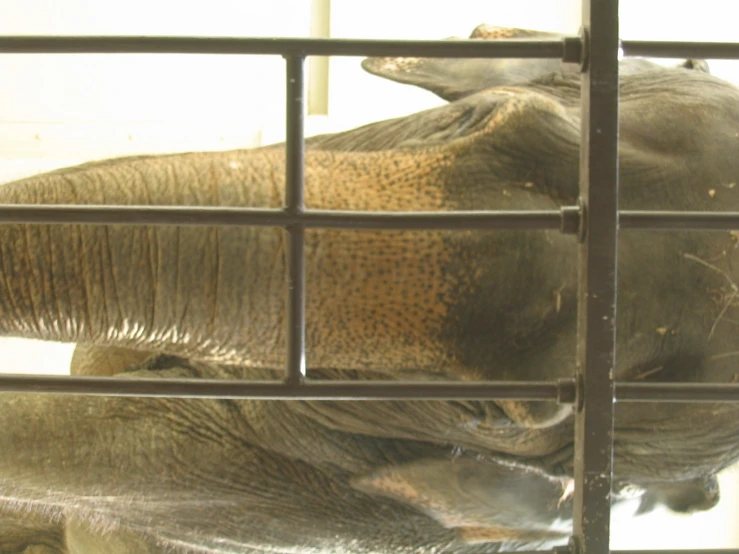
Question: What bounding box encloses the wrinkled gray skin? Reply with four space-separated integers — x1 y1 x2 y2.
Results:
1 24 738 553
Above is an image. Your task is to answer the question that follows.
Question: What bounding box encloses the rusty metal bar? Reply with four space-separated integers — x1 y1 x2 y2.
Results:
0 35 568 58
622 40 739 59
572 0 620 552
284 54 307 384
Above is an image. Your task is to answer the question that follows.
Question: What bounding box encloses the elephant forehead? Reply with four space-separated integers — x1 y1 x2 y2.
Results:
303 229 455 370
303 149 453 211
286 148 570 375
299 150 465 371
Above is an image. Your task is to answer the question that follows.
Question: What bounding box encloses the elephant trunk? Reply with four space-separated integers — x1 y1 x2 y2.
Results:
0 146 464 372
0 149 289 364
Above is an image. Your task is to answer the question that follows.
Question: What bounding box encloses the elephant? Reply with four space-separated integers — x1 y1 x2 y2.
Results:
1 24 739 553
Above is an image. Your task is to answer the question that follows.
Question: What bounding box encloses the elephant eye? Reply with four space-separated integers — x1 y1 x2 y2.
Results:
614 482 646 500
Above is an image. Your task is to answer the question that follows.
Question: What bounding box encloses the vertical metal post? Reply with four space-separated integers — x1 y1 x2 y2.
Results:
284 54 307 384
573 0 620 552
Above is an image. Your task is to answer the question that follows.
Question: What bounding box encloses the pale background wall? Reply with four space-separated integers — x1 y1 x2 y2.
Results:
1 0 738 550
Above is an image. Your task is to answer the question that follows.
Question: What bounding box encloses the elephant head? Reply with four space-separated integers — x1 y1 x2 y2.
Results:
1 25 738 553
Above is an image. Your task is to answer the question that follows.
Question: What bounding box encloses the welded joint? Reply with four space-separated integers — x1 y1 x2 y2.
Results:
577 26 590 73
562 35 583 65
577 198 587 243
559 204 582 236
282 52 308 61
556 377 578 405
573 374 585 413
553 542 576 554
560 200 586 242
567 535 582 554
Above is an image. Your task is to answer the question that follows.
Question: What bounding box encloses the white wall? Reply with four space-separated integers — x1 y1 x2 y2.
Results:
621 0 739 82
327 0 581 129
0 0 311 160
1 0 739 550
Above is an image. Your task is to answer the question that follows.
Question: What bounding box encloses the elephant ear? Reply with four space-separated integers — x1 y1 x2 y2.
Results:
361 25 573 101
352 458 572 546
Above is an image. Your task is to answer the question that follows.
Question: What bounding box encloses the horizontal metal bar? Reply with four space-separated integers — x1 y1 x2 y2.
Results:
621 210 739 230
616 382 739 402
0 204 568 230
0 373 737 402
622 40 739 60
0 374 573 401
4 206 739 232
0 35 567 59
6 37 739 63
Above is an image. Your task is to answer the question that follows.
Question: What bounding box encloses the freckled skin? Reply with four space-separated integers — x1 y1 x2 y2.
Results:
0 25 738 553
304 150 454 371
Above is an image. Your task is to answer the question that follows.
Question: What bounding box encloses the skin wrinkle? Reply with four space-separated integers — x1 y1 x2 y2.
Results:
79 188 100 342
175 228 188 345
149 227 159 345
37 225 56 335
0 509 66 552
0 253 13 330
268 230 285 357
103 226 125 334
104 170 138 341
22 226 42 336
188 157 205 202
291 390 571 462
206 160 223 339
0 230 24 332
61 226 78 338
211 227 221 334
97 227 114 343
48 224 68 338
613 404 739 479
70 225 88 339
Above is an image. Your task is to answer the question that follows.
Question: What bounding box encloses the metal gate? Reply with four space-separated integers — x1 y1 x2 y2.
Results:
2 0 739 552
